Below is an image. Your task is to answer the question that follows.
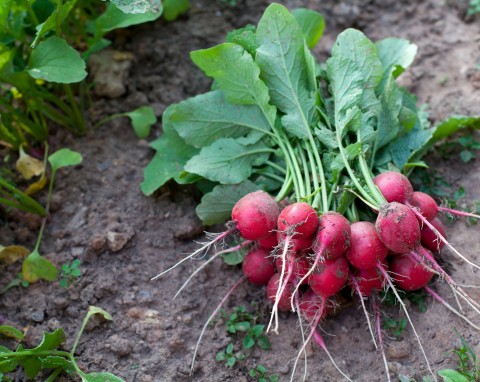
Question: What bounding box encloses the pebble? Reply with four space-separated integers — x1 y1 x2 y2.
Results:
107 230 134 252
31 311 45 323
106 334 134 357
53 297 69 310
387 341 410 359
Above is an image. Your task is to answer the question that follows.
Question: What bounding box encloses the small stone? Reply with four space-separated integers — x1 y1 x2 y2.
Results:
89 50 133 98
387 341 410 359
54 297 69 310
127 307 143 319
47 318 60 331
31 311 45 323
107 230 134 252
106 335 134 357
90 234 106 252
279 365 290 374
137 290 151 302
387 361 398 374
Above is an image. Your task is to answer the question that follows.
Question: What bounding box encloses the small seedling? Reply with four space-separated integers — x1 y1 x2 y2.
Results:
215 342 245 367
243 324 271 350
0 306 124 381
382 316 407 338
225 306 254 334
437 330 479 381
59 259 81 288
249 365 279 382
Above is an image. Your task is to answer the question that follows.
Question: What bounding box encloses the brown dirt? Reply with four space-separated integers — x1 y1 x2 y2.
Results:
1 0 480 381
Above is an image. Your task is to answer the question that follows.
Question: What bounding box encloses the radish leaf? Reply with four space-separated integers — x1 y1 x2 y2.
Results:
292 8 325 49
185 139 271 184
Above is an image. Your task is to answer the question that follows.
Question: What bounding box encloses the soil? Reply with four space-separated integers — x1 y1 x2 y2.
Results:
1 0 480 381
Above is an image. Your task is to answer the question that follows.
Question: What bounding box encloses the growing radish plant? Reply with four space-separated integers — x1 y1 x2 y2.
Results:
143 3 480 380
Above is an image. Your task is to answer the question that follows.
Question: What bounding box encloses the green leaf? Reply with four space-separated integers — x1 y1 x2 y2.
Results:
109 0 162 14
226 343 234 354
460 150 474 163
216 351 226 361
87 306 113 321
292 8 325 49
0 325 24 340
95 3 161 35
163 0 189 21
256 334 272 350
376 75 403 149
326 56 364 136
22 250 58 283
234 321 251 332
32 0 79 47
19 357 41 379
243 335 255 349
33 329 66 351
81 372 126 382
168 91 270 149
40 356 74 372
376 38 417 78
123 106 157 139
184 139 271 184
226 25 258 55
227 357 236 367
71 269 81 277
256 3 317 139
251 324 264 338
28 37 86 84
256 365 267 373
140 113 198 195
191 44 275 122
332 29 383 89
270 375 280 382
432 115 480 141
48 148 83 172
249 368 258 377
315 124 338 149
389 122 433 170
222 250 247 266
196 180 261 225
437 369 469 382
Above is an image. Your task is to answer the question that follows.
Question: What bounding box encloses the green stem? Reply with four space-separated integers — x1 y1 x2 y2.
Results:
64 84 86 134
298 144 312 205
327 178 339 212
255 170 284 184
265 160 287 175
358 154 386 205
276 170 293 202
335 130 377 206
307 137 328 212
304 142 321 210
56 0 62 37
22 0 39 25
282 135 305 201
45 368 63 382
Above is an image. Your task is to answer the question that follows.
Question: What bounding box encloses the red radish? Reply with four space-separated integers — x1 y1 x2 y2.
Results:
375 202 420 254
277 231 313 252
267 273 292 311
242 248 275 285
232 191 280 240
373 171 413 203
277 202 318 237
312 212 351 260
345 221 388 270
409 191 480 221
298 288 326 321
308 256 349 298
258 232 278 249
421 217 446 252
389 253 434 291
350 267 385 297
411 191 438 221
275 253 310 283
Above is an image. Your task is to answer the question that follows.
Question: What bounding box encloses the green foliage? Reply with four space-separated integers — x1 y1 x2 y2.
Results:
215 342 245 367
382 316 407 338
468 0 480 16
438 331 479 381
0 0 185 149
0 306 124 381
59 259 81 288
249 365 280 382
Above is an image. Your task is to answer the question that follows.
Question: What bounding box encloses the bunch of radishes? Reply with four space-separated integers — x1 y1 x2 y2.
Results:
172 170 479 381
145 3 480 380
